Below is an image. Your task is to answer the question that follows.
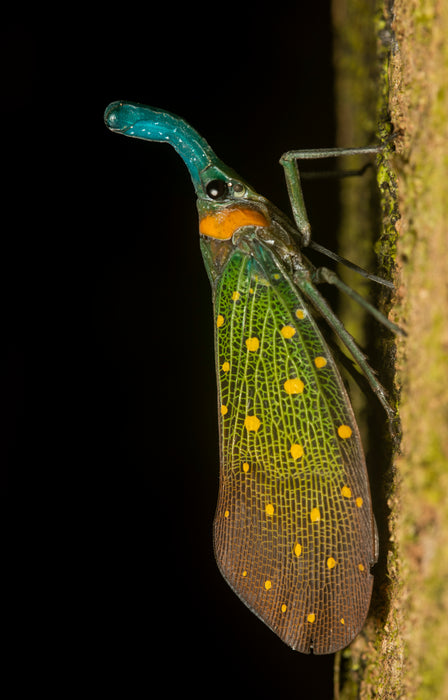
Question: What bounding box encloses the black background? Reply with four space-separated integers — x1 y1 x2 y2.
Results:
5 8 343 697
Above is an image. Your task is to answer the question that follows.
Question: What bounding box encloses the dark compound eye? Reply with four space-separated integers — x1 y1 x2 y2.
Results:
206 179 229 200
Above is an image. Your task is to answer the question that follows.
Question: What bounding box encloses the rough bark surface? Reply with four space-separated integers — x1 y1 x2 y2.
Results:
332 0 448 697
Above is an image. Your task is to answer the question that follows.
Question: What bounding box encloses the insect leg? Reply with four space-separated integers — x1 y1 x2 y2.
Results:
279 145 383 247
295 269 396 421
279 156 312 246
308 241 395 289
313 266 405 337
300 161 374 181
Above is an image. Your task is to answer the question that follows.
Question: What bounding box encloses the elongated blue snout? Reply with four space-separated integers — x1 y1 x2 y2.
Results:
104 101 228 192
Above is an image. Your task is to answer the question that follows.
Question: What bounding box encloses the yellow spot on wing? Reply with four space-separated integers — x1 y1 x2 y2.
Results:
242 462 250 472
284 377 304 394
296 309 305 319
224 510 230 518
280 325 296 338
216 314 224 328
341 485 352 498
244 415 261 431
220 405 228 415
314 356 327 368
310 507 321 522
340 618 345 625
265 503 274 516
245 337 260 352
338 424 352 439
327 557 336 569
358 563 365 572
222 361 230 372
307 613 315 623
290 443 304 460
264 580 272 591
231 291 240 301
294 543 302 557
281 604 287 613
356 497 363 508
242 570 247 577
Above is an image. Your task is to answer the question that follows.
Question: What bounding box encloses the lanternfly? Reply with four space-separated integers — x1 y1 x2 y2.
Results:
105 102 403 654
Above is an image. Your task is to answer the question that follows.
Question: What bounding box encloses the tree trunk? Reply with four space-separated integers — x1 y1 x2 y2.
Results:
332 0 448 697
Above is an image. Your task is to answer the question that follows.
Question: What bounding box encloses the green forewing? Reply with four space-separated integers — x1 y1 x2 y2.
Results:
213 244 375 654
